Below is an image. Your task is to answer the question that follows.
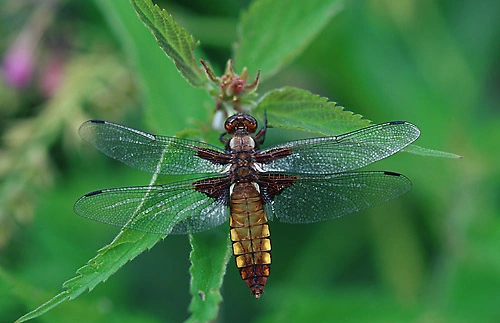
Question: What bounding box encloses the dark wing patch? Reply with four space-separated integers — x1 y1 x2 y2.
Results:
257 174 297 203
193 176 231 206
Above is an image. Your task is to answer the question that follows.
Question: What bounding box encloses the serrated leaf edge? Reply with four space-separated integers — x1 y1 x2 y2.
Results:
131 0 206 87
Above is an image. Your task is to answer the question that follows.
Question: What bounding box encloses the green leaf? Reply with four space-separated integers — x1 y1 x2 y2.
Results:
254 87 370 135
187 227 231 323
15 230 163 323
403 144 463 159
15 291 70 323
234 0 344 79
130 0 207 87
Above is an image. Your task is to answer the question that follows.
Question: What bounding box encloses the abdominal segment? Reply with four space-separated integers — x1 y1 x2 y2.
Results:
230 182 271 298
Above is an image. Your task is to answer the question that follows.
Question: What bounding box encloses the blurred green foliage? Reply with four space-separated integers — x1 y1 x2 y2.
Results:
1 0 499 322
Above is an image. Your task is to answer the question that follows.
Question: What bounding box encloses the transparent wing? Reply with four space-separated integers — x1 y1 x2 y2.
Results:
259 121 420 174
73 179 229 235
79 120 228 175
269 171 411 223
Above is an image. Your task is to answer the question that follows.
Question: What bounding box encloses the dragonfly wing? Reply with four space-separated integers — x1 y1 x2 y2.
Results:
73 178 230 235
258 121 420 174
79 120 229 175
266 171 411 224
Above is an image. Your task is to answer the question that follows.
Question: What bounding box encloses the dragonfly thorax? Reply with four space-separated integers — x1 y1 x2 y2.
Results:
229 135 256 151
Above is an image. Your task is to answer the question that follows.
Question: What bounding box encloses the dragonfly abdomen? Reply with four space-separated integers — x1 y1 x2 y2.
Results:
230 182 271 298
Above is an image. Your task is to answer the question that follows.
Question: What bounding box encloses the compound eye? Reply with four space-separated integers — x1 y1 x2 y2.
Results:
245 119 257 133
224 116 237 133
243 115 258 133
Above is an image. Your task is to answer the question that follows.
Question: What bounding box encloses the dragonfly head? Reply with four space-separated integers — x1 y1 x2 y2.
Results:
225 113 258 134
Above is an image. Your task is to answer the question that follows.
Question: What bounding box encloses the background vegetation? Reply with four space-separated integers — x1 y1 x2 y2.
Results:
1 0 499 322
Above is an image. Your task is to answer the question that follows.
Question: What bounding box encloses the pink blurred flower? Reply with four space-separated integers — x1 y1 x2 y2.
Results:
40 54 64 97
2 32 36 88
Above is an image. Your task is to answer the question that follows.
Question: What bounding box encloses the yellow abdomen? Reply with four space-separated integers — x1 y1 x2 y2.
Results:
230 182 271 298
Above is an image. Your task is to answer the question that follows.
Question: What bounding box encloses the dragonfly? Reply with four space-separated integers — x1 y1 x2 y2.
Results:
74 113 420 298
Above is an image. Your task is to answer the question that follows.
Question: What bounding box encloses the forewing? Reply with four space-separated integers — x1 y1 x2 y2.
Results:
258 121 420 174
268 171 411 223
79 120 229 175
73 178 229 235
